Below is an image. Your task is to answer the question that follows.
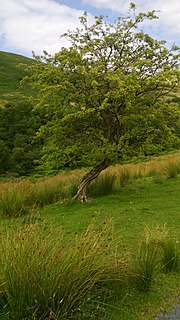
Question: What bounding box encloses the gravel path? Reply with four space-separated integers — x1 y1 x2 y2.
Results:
155 305 180 320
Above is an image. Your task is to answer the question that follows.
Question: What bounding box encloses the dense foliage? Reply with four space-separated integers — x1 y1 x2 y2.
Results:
0 100 44 174
0 52 44 175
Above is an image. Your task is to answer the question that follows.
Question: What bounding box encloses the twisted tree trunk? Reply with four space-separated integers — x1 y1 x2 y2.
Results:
73 159 110 202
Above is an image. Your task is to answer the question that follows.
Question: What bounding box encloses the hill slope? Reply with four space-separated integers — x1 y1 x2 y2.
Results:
0 51 34 104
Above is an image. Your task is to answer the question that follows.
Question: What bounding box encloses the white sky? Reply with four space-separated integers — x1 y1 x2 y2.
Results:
0 0 179 58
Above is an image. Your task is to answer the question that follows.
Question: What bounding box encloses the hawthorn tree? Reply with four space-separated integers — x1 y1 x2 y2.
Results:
25 4 180 201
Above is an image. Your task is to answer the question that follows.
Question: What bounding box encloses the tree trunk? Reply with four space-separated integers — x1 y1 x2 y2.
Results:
73 159 110 202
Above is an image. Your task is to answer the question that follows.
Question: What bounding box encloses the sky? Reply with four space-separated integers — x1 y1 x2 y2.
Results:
0 0 180 58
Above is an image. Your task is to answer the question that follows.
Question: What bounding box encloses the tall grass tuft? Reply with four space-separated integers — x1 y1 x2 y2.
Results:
0 189 28 218
119 169 131 188
166 162 180 179
159 237 179 273
28 180 67 207
151 172 166 184
67 178 80 198
0 219 129 319
25 174 82 207
134 227 161 291
87 173 116 197
134 226 179 290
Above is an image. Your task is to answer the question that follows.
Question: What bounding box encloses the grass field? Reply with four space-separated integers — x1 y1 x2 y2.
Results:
0 152 179 319
34 176 180 320
36 178 180 246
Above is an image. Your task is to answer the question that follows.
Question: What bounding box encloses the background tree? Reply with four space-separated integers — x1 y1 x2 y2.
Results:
25 4 180 201
0 100 43 175
0 140 10 173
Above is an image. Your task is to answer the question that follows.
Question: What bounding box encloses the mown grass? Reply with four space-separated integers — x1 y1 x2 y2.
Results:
0 152 179 319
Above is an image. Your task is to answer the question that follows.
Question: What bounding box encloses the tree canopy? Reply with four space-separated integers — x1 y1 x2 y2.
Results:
25 4 180 200
0 100 43 175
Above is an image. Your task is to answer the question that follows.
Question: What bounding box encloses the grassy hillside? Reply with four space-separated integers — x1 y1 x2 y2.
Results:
0 51 34 104
0 50 179 107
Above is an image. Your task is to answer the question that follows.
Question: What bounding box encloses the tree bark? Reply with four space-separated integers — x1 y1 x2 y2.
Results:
73 159 110 202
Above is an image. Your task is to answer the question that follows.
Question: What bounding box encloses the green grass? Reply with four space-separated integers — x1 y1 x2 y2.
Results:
134 230 160 292
119 169 131 187
0 188 29 218
33 178 180 245
33 178 179 319
0 220 130 319
0 51 35 103
0 175 179 319
160 238 179 273
87 173 116 197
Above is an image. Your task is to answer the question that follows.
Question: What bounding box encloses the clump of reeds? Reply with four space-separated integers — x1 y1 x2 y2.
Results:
165 162 180 179
0 174 81 217
157 226 179 273
0 181 31 217
134 226 179 291
87 173 116 197
160 238 179 273
151 172 166 184
119 169 131 188
134 227 160 291
0 219 129 319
